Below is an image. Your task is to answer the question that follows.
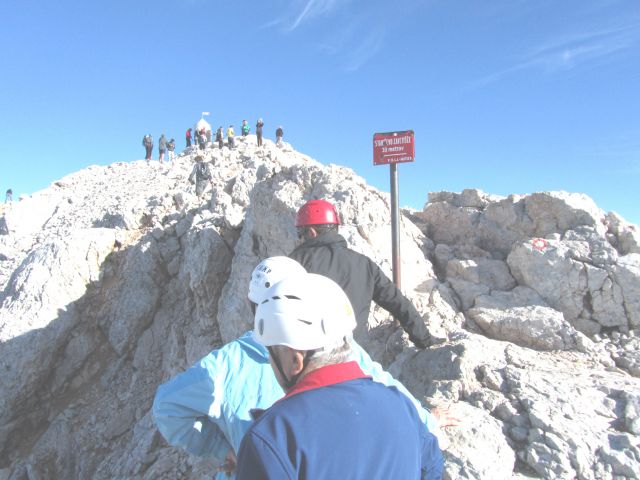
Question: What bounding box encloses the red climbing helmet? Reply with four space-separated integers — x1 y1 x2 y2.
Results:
295 200 340 227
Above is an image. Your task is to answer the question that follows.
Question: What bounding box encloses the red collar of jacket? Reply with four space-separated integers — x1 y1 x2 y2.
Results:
284 361 369 399
250 361 370 420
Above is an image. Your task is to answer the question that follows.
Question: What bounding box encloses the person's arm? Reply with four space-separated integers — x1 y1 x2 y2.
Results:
236 431 292 480
420 420 444 480
152 351 231 459
369 261 432 348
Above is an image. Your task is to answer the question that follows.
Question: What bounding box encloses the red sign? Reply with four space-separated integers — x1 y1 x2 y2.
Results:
373 130 415 166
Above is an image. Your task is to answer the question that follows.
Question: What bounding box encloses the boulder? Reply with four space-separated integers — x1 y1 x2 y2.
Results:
1 147 639 479
443 402 516 480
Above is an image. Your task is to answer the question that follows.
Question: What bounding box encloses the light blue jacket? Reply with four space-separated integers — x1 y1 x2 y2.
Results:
153 332 437 480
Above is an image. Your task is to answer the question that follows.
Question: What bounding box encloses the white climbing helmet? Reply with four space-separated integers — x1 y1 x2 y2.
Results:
248 256 306 303
253 273 356 351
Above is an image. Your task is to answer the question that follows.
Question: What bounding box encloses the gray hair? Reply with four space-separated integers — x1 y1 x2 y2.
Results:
304 337 353 372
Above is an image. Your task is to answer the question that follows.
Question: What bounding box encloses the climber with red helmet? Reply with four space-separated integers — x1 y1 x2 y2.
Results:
289 199 442 349
236 273 444 479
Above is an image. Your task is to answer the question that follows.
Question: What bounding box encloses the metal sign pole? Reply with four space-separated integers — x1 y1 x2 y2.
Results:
373 130 414 290
390 163 401 289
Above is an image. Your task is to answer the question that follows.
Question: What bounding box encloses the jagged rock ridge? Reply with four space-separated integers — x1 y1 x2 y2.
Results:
1 135 639 479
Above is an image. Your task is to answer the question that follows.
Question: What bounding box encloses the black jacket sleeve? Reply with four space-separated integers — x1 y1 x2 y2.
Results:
368 260 431 348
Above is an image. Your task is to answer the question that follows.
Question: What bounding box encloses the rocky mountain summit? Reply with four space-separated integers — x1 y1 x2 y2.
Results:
1 135 639 479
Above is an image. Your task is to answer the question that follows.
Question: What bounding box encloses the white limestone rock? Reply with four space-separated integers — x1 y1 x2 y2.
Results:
611 254 640 328
1 146 639 480
446 257 516 309
507 238 632 331
468 287 583 351
507 239 590 323
421 190 608 256
605 211 640 255
443 402 516 480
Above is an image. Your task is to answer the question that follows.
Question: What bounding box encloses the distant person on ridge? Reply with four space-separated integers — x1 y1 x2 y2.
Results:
289 199 444 349
188 155 213 200
256 118 264 147
198 130 207 150
227 125 235 149
142 134 153 163
5 189 12 203
158 134 167 163
216 126 224 149
241 119 250 137
275 125 283 147
186 128 192 148
167 138 176 163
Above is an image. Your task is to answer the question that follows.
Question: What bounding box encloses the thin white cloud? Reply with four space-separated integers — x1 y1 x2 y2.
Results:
289 0 318 31
259 18 284 30
527 23 640 70
261 0 384 71
344 29 385 72
283 0 346 32
263 0 422 71
469 21 640 89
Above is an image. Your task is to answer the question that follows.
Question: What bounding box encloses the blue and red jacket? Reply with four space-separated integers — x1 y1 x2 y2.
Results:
236 361 443 480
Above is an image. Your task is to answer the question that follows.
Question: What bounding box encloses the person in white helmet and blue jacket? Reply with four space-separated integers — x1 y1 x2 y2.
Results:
236 273 443 479
153 257 444 479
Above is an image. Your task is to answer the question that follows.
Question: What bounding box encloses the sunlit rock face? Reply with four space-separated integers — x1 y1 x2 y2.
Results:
1 138 638 479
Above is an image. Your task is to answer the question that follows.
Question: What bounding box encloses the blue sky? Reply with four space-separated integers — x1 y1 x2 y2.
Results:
1 0 639 225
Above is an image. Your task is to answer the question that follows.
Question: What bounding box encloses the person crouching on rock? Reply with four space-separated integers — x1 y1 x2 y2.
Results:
188 155 213 200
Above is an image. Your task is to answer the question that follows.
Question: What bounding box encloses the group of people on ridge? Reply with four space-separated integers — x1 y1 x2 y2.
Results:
153 199 452 479
143 117 286 164
185 118 283 151
141 134 175 164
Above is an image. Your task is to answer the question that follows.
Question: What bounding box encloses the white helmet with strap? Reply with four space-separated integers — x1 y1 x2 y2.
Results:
253 273 356 351
248 256 306 303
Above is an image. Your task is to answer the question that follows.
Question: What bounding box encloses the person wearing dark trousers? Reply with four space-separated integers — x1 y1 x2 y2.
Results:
158 134 167 163
216 126 224 149
256 118 264 146
188 155 213 200
142 134 153 162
